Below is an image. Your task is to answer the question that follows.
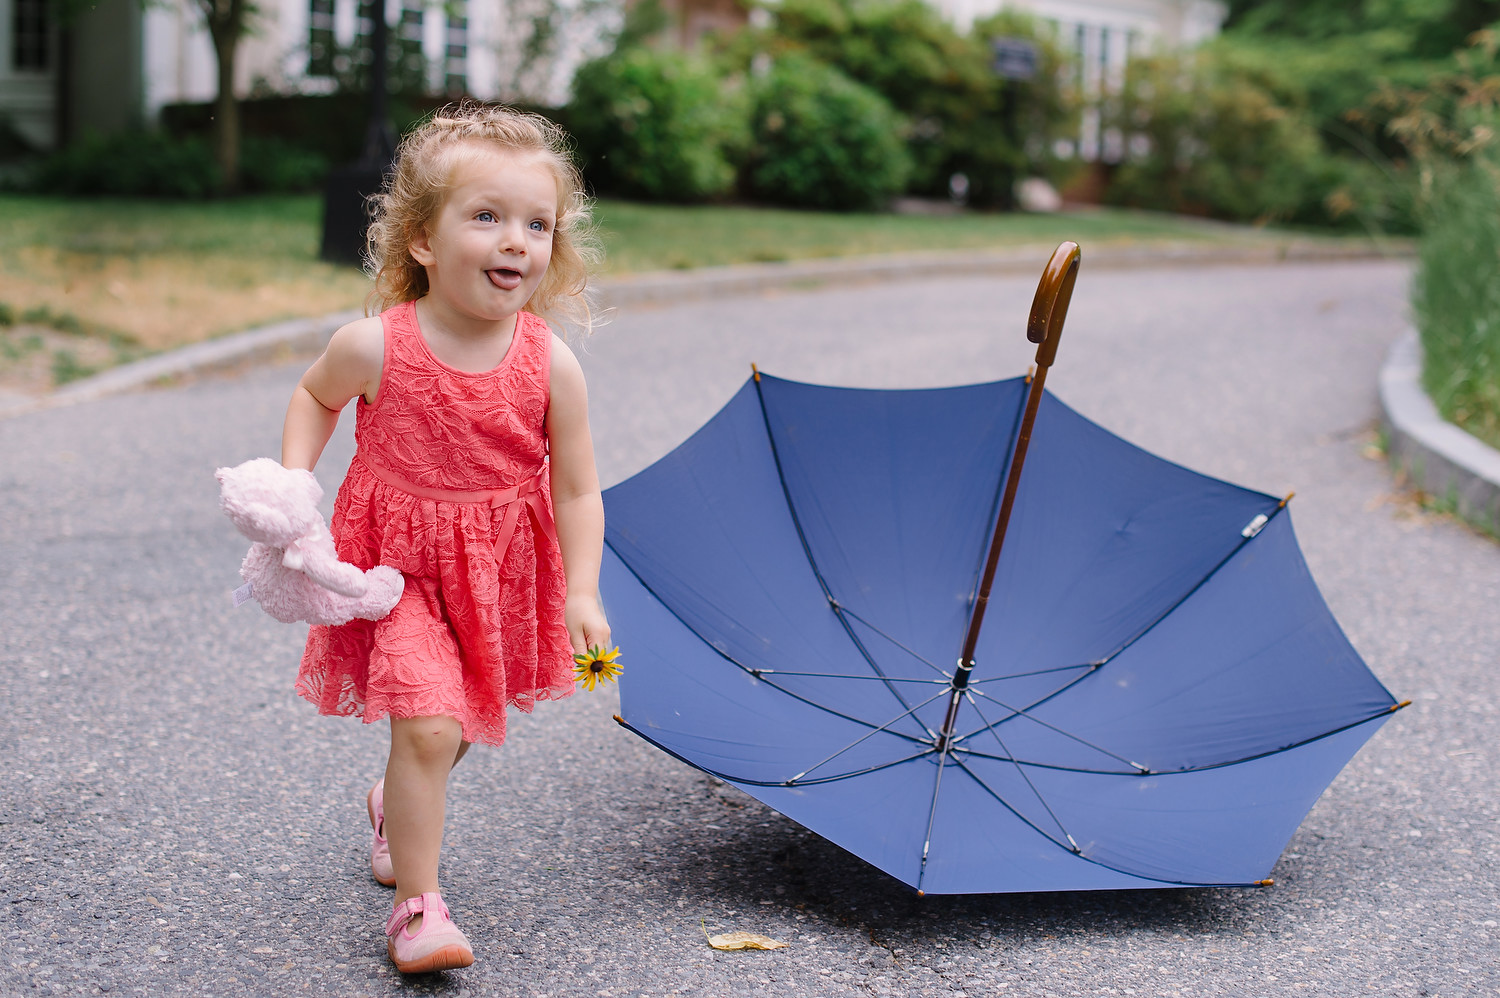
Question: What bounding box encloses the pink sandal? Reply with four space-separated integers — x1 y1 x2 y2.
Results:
366 780 396 887
385 892 474 973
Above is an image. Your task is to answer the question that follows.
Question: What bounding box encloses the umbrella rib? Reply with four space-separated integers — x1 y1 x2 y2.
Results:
957 747 1138 775
951 757 1284 888
750 670 948 684
963 690 1080 851
959 502 1290 747
984 503 1291 730
752 376 934 734
785 688 952 784
956 701 1405 775
970 661 1099 683
835 605 952 679
768 747 937 786
1093 504 1289 670
605 537 934 747
613 715 936 787
963 686 1150 773
948 757 1077 855
917 745 949 893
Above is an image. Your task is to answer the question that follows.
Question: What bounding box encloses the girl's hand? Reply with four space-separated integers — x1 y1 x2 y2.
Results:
565 592 610 656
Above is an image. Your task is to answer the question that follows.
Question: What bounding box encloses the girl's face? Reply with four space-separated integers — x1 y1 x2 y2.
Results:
410 146 560 324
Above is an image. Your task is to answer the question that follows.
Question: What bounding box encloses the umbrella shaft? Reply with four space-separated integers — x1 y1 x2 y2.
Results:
958 366 1049 667
939 366 1049 750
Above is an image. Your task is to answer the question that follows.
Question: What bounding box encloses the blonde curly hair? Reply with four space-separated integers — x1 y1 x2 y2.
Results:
365 102 601 337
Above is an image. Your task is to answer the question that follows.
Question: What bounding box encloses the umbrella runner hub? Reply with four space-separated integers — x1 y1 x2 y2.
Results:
934 658 977 752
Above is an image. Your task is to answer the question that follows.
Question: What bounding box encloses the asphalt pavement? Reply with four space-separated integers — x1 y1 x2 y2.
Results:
2 257 1497 997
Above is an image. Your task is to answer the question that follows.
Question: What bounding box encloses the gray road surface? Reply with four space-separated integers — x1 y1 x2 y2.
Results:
3 258 1497 997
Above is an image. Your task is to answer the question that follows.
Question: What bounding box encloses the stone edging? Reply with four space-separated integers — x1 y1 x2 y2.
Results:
1379 330 1500 533
1 238 1405 420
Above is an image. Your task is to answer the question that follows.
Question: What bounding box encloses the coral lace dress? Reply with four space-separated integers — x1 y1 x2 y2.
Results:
296 301 573 745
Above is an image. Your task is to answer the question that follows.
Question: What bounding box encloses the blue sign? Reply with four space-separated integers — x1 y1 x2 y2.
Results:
992 37 1039 81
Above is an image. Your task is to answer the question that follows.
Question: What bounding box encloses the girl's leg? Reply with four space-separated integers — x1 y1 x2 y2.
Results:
452 740 472 769
384 714 464 928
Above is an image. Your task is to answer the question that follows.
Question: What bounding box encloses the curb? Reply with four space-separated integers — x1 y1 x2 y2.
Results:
2 237 1406 420
598 237 1408 307
1379 330 1500 533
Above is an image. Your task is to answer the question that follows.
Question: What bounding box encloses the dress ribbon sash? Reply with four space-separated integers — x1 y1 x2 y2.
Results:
362 457 560 563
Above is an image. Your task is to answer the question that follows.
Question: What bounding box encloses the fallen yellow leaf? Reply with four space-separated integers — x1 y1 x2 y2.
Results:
706 931 788 951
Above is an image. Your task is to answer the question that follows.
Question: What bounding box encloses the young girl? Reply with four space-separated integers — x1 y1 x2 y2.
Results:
280 104 609 974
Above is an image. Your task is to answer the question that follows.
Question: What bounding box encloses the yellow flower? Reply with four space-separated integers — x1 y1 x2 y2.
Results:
573 645 623 691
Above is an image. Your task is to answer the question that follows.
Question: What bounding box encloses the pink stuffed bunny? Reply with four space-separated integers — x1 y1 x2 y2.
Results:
216 458 403 626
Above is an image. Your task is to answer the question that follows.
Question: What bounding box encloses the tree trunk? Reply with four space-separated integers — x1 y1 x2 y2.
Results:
201 0 245 194
213 31 239 192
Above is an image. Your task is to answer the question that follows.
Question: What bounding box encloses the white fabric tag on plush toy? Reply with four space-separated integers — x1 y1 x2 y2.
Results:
232 582 255 607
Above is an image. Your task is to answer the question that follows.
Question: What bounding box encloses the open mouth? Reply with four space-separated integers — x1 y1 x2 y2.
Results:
488 268 523 290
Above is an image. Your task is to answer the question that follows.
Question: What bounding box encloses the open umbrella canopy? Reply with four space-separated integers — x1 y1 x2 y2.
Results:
600 250 1403 896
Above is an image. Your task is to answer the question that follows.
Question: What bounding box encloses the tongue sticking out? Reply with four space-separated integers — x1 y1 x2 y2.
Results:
489 269 523 291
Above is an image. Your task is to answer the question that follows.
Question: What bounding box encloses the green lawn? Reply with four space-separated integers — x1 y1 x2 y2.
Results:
0 191 1372 371
1 191 1342 277
591 199 1315 272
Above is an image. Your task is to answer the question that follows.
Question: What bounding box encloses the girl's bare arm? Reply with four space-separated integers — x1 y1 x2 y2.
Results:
281 317 385 471
546 335 610 654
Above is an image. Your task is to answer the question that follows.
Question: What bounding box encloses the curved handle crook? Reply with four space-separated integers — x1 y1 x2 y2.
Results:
1026 241 1081 369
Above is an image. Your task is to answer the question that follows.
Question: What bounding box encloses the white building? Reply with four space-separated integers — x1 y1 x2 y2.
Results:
949 0 1229 161
0 0 1223 155
0 0 616 152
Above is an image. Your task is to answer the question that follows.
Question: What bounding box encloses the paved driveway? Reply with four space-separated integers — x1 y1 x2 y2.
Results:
3 258 1496 997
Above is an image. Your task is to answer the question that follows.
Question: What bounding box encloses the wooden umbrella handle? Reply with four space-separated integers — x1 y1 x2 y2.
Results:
1026 241 1081 368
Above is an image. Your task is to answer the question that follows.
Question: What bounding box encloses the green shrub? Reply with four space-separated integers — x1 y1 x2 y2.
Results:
33 131 223 198
27 130 329 197
1412 156 1500 450
160 93 467 165
567 47 748 202
729 0 1075 204
239 135 330 193
743 54 910 210
1394 39 1500 449
1103 50 1336 223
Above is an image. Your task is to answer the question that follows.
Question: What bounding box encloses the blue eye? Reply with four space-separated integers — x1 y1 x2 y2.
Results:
476 211 496 223
530 219 549 232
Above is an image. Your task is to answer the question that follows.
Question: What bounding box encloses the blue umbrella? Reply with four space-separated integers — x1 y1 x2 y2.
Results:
601 244 1406 895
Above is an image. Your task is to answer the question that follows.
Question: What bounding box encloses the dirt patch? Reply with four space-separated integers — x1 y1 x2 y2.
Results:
0 246 370 353
0 323 147 398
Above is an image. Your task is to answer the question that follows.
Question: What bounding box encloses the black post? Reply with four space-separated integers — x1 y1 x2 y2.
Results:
320 1 397 265
935 242 1081 752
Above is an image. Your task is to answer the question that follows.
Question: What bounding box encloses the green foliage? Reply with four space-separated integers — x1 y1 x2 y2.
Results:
1225 0 1498 60
567 47 748 202
743 55 910 210
1385 32 1500 448
32 131 224 198
729 0 1075 204
1103 50 1342 223
1105 1 1500 231
25 130 329 198
238 136 331 193
1412 156 1500 449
